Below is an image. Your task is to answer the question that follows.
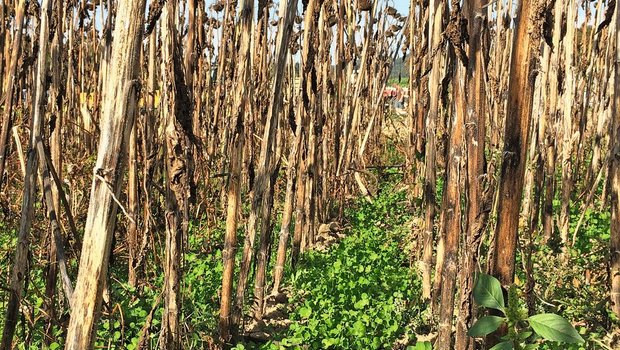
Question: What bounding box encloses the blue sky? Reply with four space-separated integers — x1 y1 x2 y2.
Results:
390 0 410 16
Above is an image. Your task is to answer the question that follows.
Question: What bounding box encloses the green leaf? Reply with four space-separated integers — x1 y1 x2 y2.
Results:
49 343 61 350
489 341 513 350
333 260 342 272
467 316 505 337
411 341 432 350
281 337 300 346
354 298 369 309
322 338 338 348
473 273 505 311
352 320 366 336
299 306 312 319
517 331 533 340
528 313 585 343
